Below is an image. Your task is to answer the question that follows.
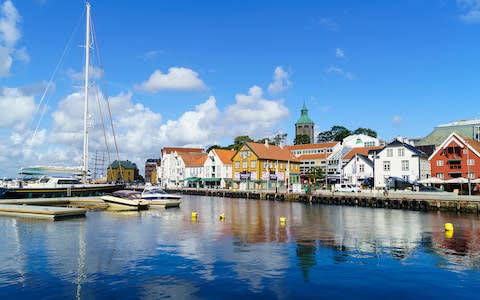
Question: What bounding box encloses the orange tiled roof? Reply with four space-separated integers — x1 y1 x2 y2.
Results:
285 142 339 150
297 153 330 160
179 152 208 167
246 142 300 162
343 146 384 161
162 147 204 154
465 138 480 153
213 149 235 164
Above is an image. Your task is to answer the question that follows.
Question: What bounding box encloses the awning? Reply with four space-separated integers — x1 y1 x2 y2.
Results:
202 178 221 182
447 159 461 164
184 177 201 182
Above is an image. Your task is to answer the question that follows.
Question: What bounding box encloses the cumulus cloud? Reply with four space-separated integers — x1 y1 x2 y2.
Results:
223 86 289 138
336 48 344 57
325 65 355 80
0 87 36 127
268 66 292 94
137 67 206 92
67 66 104 81
0 0 27 77
457 0 480 23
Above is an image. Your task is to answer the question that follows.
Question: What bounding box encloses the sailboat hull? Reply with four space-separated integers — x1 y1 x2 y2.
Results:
0 184 124 199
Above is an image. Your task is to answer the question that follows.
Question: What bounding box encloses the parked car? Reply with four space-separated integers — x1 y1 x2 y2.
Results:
334 183 361 193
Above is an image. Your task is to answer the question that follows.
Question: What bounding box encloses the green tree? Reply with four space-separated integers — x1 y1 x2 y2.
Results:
316 130 335 143
353 127 377 138
228 135 254 151
206 144 222 153
294 134 311 145
272 133 288 146
331 125 351 141
306 167 325 185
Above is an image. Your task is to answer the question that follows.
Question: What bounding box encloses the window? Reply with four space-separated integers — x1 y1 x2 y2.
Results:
263 161 268 169
387 149 393 157
436 173 444 179
383 161 391 171
398 148 404 156
468 159 475 166
402 175 409 182
401 160 409 171
463 149 468 155
468 172 476 179
235 161 240 169
359 164 365 173
251 160 256 168
242 160 247 169
436 160 444 167
365 141 375 147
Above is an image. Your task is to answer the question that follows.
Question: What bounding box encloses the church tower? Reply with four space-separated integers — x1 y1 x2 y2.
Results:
295 103 315 144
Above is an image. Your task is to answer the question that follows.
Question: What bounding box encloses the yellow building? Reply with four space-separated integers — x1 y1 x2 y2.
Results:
107 160 139 183
231 141 301 191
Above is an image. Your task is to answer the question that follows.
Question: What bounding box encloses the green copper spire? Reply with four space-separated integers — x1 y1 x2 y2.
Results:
296 102 314 125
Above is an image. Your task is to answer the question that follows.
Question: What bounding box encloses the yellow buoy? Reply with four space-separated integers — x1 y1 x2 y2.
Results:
445 230 454 239
279 216 287 223
444 223 454 231
219 213 225 220
191 211 198 219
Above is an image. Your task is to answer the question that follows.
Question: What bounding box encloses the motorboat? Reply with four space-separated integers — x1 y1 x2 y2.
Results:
101 190 150 211
141 184 181 208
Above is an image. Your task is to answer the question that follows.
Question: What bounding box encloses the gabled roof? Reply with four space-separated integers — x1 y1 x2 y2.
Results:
178 152 208 167
343 146 384 160
379 139 427 158
212 148 235 164
429 132 480 160
109 160 138 169
244 142 300 162
162 147 204 155
343 154 374 169
285 142 339 150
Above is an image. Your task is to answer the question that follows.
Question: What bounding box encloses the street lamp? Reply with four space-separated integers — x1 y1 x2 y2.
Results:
467 143 472 196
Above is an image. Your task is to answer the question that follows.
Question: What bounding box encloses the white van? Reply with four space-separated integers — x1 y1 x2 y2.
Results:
334 183 361 193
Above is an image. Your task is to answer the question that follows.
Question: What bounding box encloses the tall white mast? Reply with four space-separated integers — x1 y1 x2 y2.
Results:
82 2 91 183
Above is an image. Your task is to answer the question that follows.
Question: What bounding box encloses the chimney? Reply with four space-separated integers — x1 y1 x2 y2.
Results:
264 139 269 148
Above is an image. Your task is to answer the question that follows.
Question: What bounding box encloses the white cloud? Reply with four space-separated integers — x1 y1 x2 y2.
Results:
223 86 289 138
0 87 36 127
317 17 338 31
336 48 344 57
458 0 480 23
137 67 206 92
0 0 27 77
268 66 292 94
140 50 166 61
392 115 403 125
325 65 355 80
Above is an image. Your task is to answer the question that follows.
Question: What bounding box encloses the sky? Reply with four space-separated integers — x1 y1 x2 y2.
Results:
1 0 480 178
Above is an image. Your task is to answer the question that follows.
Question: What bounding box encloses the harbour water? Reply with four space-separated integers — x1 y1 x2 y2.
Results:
1 195 479 299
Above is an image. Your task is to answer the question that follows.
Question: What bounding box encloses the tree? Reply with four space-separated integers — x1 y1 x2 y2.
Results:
353 127 377 138
294 134 311 145
331 125 351 141
228 135 254 151
255 137 274 145
317 130 335 143
206 144 222 153
306 167 325 185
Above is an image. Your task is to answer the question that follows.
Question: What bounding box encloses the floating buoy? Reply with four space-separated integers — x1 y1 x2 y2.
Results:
219 213 225 220
191 211 198 219
444 223 454 231
445 230 454 239
279 216 287 223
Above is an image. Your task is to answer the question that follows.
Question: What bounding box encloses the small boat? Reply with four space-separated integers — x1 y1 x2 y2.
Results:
141 184 181 208
101 190 150 211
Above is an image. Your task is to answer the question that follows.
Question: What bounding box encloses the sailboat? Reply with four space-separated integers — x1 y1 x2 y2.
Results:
0 2 124 199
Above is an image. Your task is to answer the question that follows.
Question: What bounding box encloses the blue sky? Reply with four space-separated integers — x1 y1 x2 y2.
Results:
1 0 479 177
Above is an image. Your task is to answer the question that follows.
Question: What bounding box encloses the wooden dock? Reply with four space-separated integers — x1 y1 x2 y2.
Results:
169 188 480 214
0 204 86 220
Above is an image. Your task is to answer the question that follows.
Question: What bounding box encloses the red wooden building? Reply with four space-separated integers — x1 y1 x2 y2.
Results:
429 132 480 186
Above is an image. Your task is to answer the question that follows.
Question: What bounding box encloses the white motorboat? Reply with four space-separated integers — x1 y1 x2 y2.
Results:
101 190 150 211
141 184 181 208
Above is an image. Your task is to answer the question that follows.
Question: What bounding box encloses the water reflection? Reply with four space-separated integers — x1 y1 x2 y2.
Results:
0 195 479 299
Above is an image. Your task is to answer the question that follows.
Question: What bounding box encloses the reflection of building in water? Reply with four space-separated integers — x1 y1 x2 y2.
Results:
296 242 317 282
430 215 480 270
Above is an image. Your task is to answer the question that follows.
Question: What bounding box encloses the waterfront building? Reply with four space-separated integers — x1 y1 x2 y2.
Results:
180 152 208 188
203 148 235 188
374 139 430 188
341 146 383 185
429 132 480 192
414 119 480 146
327 134 382 183
295 103 315 144
159 147 204 188
107 160 139 183
286 142 340 182
231 141 301 191
144 158 160 184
